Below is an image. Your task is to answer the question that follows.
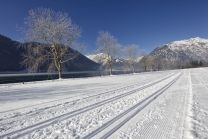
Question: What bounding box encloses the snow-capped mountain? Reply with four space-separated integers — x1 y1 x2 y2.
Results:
86 53 109 65
86 53 143 70
86 53 124 69
149 37 208 62
135 56 144 63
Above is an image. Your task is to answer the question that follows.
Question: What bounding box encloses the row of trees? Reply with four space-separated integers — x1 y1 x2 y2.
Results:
96 31 208 73
96 31 142 75
126 57 207 72
20 8 142 77
20 8 208 78
183 60 205 68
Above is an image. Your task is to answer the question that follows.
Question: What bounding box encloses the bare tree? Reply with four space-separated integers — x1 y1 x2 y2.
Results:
161 59 174 70
184 60 191 68
122 60 131 73
148 56 154 71
167 60 174 70
123 44 139 73
96 31 121 75
204 60 208 67
175 59 183 69
20 8 82 79
154 57 162 71
161 59 168 70
140 51 153 72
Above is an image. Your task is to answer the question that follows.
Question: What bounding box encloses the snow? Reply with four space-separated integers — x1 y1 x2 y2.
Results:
0 68 208 138
86 53 143 64
86 53 142 70
85 53 108 65
151 37 208 61
168 37 208 50
135 56 143 63
115 58 122 63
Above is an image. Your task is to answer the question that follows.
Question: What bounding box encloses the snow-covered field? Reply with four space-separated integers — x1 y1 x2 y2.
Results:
0 68 208 139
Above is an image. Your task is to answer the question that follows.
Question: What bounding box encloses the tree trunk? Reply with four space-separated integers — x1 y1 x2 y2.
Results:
132 64 135 73
109 63 113 75
157 66 160 71
107 54 113 75
58 63 62 79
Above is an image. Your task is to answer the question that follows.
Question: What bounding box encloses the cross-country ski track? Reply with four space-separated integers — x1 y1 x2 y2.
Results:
0 68 208 139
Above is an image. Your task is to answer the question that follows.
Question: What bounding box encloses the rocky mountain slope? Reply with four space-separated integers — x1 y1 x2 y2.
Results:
0 34 99 72
149 37 208 62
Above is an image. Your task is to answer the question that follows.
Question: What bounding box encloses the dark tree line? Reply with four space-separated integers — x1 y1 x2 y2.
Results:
138 56 208 72
183 60 204 68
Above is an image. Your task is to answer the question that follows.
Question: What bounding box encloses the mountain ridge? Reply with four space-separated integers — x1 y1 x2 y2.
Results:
149 37 208 62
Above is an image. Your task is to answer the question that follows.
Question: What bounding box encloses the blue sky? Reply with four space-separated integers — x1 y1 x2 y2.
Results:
1 0 208 54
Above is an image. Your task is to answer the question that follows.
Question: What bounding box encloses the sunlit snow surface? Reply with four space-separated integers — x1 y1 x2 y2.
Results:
0 68 208 139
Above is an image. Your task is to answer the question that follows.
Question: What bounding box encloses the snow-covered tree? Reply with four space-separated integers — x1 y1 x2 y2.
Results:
173 59 181 69
123 44 139 73
20 8 82 79
122 60 131 73
140 51 153 72
96 31 121 75
153 57 162 71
